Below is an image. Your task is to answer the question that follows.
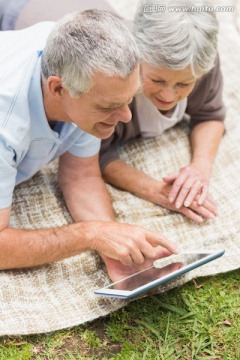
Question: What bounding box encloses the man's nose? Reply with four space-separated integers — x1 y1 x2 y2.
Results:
112 104 132 123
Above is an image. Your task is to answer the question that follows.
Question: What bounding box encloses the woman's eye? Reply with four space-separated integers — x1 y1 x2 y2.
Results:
177 83 190 88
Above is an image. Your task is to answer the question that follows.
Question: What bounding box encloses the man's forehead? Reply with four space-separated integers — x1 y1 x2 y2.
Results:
90 68 141 104
96 83 142 106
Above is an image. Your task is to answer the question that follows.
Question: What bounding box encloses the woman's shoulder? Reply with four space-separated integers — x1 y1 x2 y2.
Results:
189 54 222 102
187 54 225 123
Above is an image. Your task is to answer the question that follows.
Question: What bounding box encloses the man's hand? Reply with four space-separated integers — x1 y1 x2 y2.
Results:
163 165 212 209
89 222 178 267
101 247 172 283
102 256 183 288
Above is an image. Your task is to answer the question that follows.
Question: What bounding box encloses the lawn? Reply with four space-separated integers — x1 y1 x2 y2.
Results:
0 269 239 359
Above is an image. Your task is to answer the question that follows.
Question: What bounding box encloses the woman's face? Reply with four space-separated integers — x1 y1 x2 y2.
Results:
141 62 198 111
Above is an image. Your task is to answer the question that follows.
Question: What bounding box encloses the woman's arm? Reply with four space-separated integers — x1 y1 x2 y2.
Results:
164 120 224 208
103 159 217 222
164 55 225 209
190 120 224 178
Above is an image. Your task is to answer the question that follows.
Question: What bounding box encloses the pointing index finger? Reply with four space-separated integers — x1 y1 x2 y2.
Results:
144 229 179 255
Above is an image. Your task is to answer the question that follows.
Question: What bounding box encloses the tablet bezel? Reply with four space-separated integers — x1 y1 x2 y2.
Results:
94 250 225 299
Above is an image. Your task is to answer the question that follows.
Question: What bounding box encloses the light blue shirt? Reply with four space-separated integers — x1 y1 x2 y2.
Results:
0 22 100 208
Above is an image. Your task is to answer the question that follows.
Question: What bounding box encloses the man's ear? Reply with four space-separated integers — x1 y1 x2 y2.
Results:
47 76 65 99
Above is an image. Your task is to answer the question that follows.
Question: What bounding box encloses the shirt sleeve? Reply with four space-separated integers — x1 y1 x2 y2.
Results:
100 132 120 169
0 137 17 208
186 54 226 128
67 130 101 158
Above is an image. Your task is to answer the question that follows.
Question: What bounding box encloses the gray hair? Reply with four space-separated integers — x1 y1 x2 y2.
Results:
134 0 219 77
41 9 139 97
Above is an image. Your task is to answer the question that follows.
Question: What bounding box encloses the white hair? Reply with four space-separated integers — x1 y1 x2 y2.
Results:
41 9 139 97
134 0 219 77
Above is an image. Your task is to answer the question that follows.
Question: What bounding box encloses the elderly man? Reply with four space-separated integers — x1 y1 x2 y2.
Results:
0 9 177 277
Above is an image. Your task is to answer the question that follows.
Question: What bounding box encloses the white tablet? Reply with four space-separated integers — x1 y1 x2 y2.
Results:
94 250 225 299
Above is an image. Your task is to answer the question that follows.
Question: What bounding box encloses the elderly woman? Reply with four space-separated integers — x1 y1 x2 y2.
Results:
100 0 225 223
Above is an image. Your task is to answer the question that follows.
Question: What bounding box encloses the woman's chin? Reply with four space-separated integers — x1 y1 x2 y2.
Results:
153 98 177 111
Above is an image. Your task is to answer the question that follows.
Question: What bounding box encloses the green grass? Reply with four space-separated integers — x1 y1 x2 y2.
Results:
0 269 239 359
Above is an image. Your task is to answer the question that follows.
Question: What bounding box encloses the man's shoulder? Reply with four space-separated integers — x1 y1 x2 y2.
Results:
0 21 55 52
0 22 55 149
0 21 55 82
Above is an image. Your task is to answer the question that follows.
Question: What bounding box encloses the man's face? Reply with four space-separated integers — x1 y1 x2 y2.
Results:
141 63 197 111
61 65 140 139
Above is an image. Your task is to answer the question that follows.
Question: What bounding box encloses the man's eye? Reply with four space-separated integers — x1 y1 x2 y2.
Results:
100 107 113 112
152 79 164 83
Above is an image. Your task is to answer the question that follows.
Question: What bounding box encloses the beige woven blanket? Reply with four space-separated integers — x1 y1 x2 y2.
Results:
0 4 240 335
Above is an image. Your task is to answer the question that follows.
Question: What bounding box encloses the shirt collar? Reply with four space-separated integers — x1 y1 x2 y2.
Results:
28 54 60 140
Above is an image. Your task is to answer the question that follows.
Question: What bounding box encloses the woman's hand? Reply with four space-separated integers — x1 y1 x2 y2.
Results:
163 165 213 209
148 180 217 223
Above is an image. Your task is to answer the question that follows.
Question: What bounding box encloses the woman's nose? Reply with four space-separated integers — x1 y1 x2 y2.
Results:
159 86 176 102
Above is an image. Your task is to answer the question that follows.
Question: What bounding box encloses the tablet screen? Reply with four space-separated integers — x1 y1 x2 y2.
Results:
106 253 208 291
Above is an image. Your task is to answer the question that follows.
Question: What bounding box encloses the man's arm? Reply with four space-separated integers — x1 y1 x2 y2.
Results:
0 152 178 270
102 159 217 223
58 152 115 222
0 206 177 270
0 207 91 269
